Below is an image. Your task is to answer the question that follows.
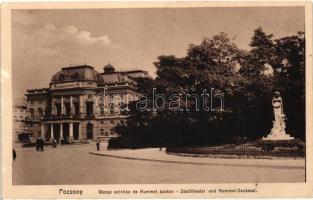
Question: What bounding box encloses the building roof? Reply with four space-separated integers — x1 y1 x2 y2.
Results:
51 65 104 84
100 73 136 85
103 63 115 73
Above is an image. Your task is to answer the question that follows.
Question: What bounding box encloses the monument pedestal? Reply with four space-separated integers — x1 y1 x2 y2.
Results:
262 134 294 141
263 122 294 141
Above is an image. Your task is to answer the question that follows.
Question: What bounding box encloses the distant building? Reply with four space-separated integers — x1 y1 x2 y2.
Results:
13 97 27 142
25 64 148 141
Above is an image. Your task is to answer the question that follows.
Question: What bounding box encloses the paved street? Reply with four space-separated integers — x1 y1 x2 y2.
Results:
13 143 305 185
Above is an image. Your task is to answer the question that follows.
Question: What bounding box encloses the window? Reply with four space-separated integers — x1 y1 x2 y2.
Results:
109 120 114 125
109 103 114 115
99 103 105 115
105 132 109 136
29 108 34 119
86 102 94 116
38 108 43 118
74 102 80 115
56 103 61 116
65 103 71 116
30 100 34 105
110 94 114 100
39 100 43 104
99 121 104 125
100 129 104 135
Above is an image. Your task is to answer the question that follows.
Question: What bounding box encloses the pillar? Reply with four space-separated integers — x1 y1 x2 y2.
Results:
70 96 74 115
79 95 84 114
103 94 106 114
50 124 54 139
41 123 45 139
78 123 81 139
60 123 63 139
51 99 56 115
61 96 64 115
69 123 73 138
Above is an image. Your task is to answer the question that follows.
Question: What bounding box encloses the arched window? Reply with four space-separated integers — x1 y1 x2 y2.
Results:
29 108 34 119
38 108 43 119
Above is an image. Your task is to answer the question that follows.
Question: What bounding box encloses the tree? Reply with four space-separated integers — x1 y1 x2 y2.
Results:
272 32 305 140
240 27 276 76
113 29 305 147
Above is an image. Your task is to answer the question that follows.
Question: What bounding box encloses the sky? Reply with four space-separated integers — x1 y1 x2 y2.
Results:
12 7 305 98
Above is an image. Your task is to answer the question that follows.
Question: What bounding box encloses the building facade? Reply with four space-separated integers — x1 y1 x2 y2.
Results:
13 97 28 142
25 64 148 141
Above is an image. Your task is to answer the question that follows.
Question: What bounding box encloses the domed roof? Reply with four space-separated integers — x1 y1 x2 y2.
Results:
103 63 115 73
51 65 104 84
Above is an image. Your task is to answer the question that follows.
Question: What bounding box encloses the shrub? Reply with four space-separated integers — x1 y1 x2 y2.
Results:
108 137 150 149
255 138 305 152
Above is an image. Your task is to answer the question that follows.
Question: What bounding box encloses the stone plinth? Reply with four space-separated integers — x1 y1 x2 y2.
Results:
262 134 294 141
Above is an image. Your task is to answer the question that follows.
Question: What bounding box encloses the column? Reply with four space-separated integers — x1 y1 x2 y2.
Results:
69 123 73 138
103 94 106 114
41 123 45 139
61 96 64 115
78 123 81 139
60 123 63 140
70 96 73 115
79 95 84 113
50 124 54 139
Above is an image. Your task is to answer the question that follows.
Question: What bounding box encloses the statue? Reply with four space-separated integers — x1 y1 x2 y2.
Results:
263 91 294 140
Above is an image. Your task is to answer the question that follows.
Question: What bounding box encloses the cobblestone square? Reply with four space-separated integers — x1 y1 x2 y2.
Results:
13 143 305 185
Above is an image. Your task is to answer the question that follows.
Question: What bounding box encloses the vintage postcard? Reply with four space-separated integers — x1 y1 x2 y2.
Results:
1 1 313 198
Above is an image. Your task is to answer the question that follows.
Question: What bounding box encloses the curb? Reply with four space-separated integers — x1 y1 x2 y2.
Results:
89 151 304 170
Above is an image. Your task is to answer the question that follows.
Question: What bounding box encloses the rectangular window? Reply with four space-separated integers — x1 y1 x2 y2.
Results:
109 103 114 115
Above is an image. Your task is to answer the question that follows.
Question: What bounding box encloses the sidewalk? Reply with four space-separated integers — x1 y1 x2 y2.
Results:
90 145 304 169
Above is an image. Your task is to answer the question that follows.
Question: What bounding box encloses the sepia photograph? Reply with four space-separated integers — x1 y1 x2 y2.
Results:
2 1 313 198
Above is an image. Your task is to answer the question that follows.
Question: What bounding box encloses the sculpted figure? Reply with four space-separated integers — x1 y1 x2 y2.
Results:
263 91 293 140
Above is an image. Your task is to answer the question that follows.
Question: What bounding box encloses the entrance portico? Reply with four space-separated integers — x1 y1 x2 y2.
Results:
41 121 82 141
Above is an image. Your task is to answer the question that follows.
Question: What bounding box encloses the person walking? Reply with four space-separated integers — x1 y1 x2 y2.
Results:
96 139 100 151
13 149 16 161
39 137 45 152
35 137 40 151
52 139 57 148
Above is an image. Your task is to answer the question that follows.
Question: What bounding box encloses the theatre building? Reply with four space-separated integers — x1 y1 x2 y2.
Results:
25 64 148 142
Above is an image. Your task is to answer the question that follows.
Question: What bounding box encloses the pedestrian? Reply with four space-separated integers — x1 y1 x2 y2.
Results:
35 137 40 151
52 139 57 148
39 137 45 152
96 139 100 151
13 149 16 161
